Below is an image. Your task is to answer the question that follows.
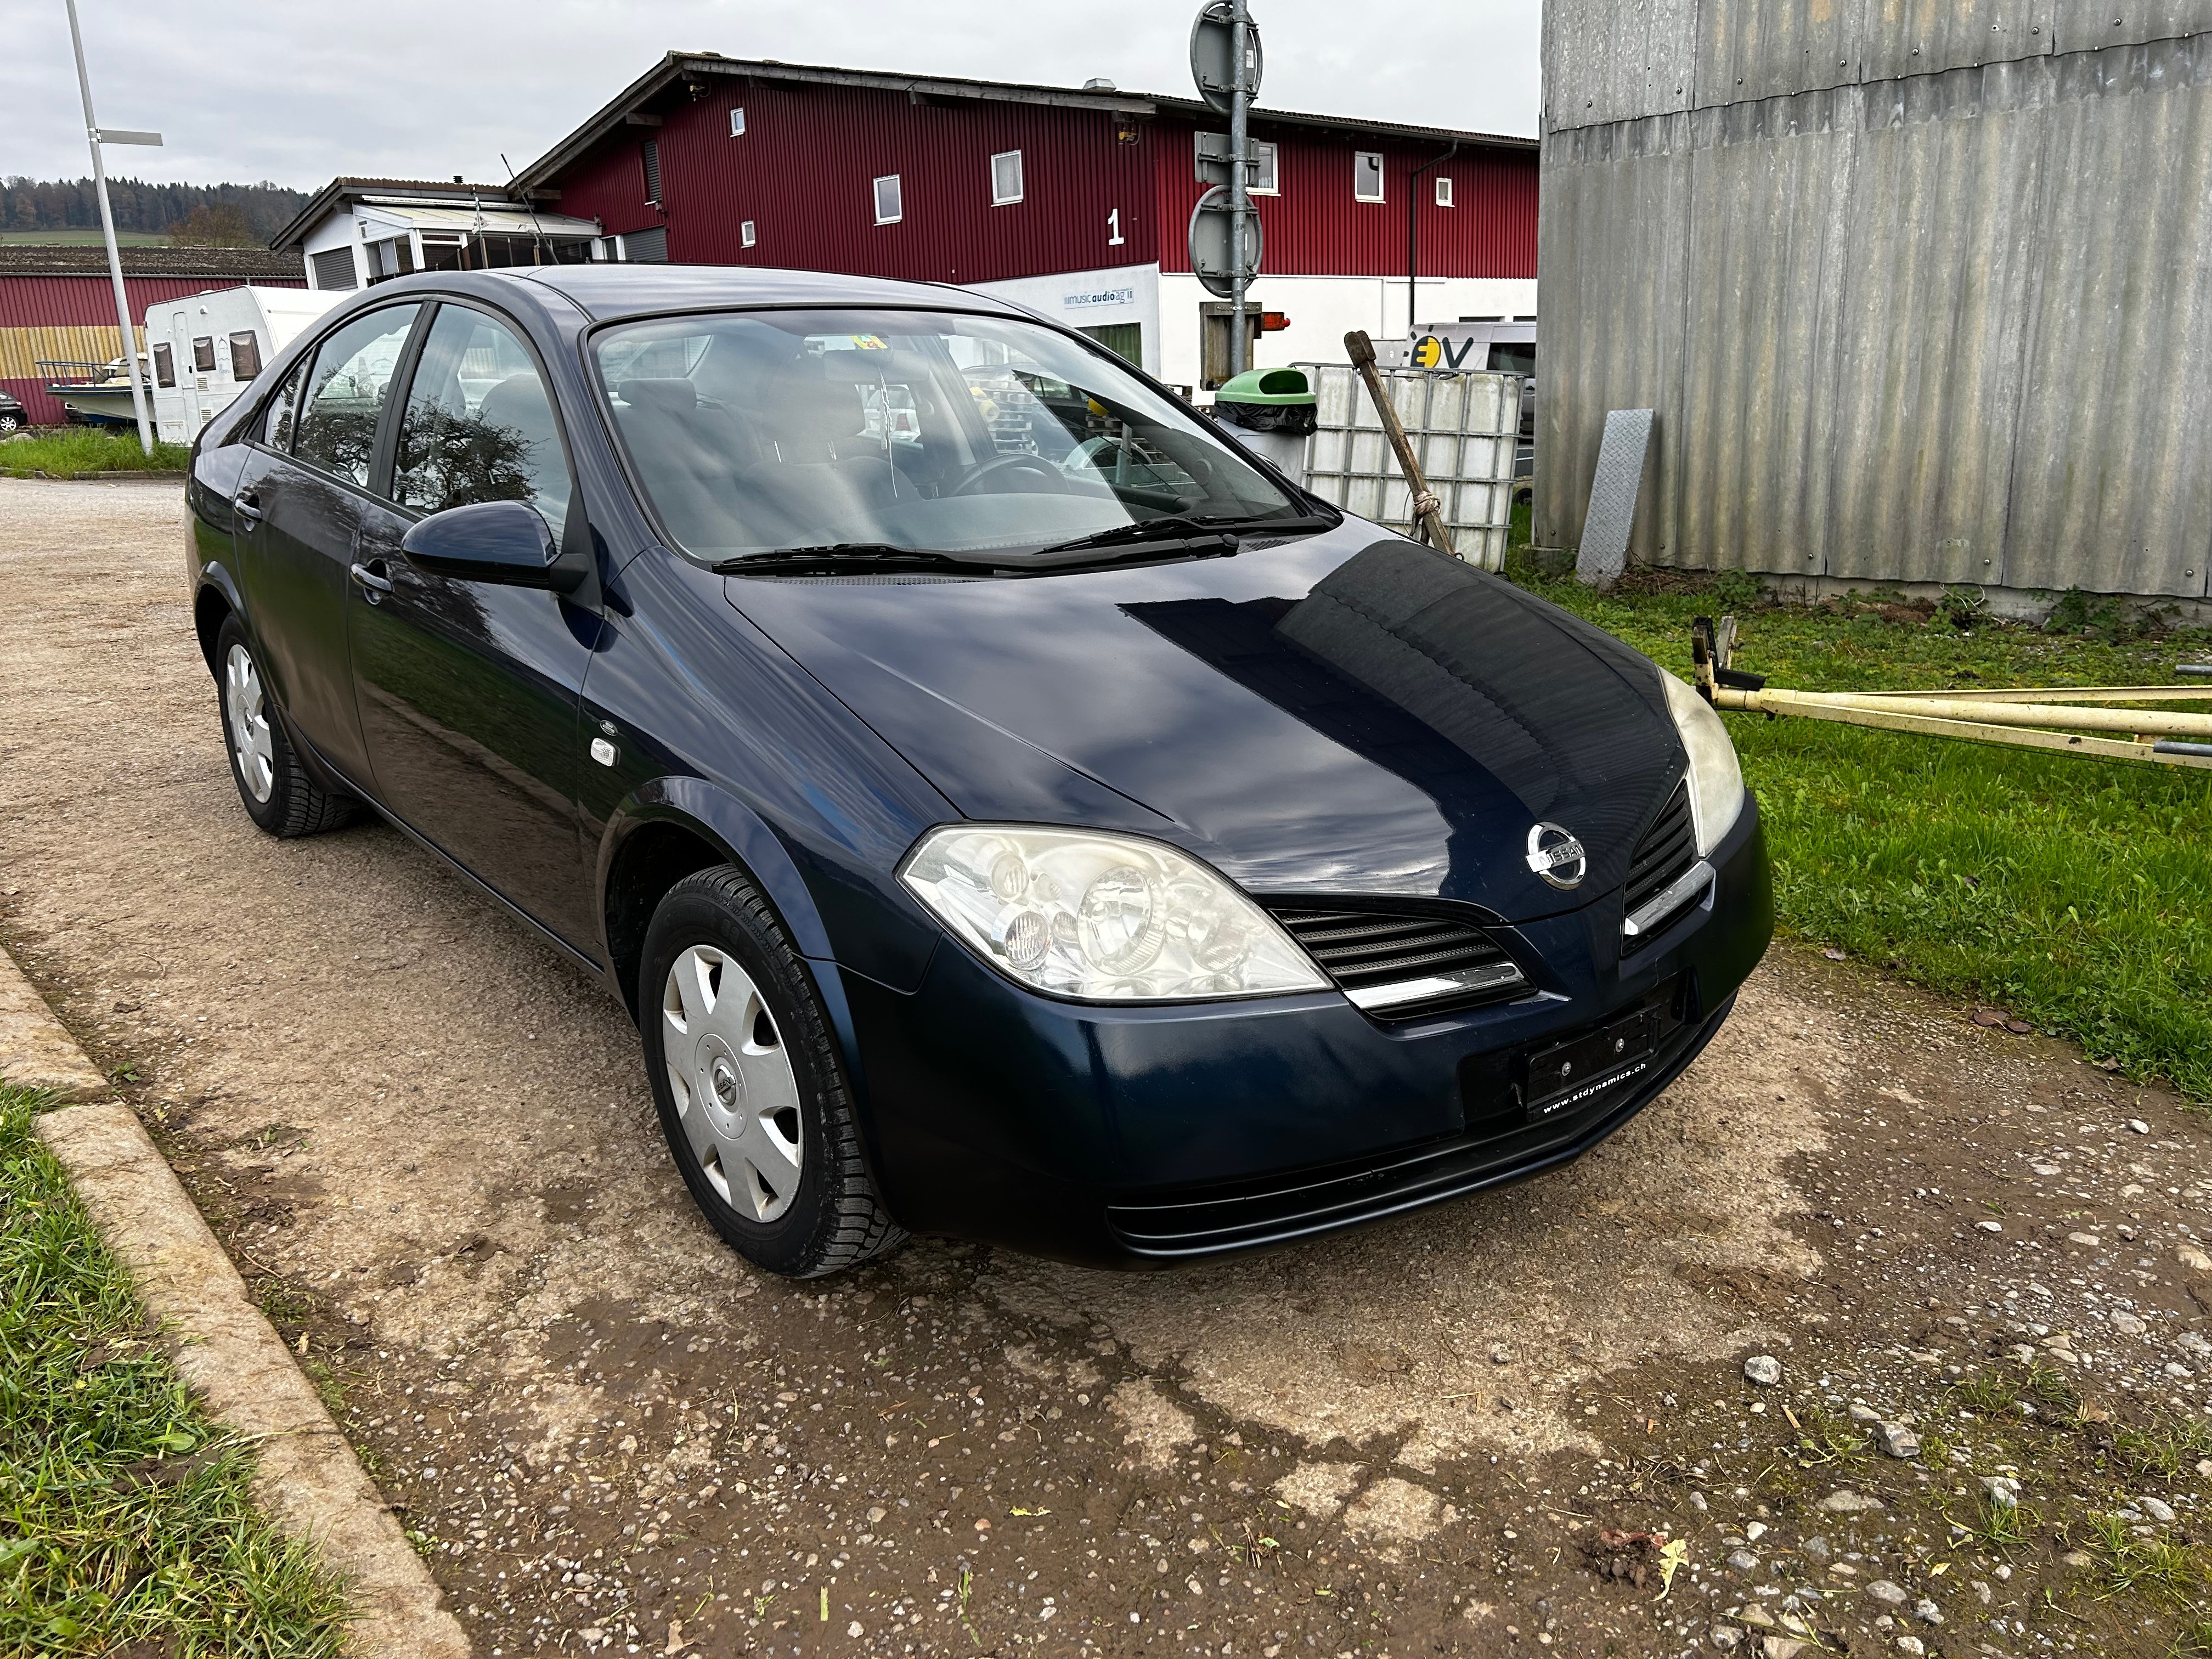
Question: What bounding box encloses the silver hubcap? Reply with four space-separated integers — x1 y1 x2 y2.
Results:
224 642 276 804
662 944 803 1222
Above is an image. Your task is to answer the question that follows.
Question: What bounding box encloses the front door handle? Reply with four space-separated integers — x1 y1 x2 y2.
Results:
233 488 263 527
349 558 394 602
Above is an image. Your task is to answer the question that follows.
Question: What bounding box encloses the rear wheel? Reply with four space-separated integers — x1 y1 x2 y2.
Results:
640 866 904 1278
213 614 358 837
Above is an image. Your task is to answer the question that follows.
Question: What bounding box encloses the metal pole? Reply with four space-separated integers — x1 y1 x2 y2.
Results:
64 0 153 455
1228 0 1251 378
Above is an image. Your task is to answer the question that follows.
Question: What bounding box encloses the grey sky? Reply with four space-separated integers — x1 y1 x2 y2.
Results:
1 0 1539 191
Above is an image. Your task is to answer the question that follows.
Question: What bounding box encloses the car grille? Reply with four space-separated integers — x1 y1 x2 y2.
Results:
1265 903 1526 1016
1621 781 1706 952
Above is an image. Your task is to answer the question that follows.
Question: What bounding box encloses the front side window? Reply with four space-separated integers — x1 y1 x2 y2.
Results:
1354 151 1384 202
193 337 216 373
991 150 1023 206
292 304 421 487
592 308 1308 565
873 174 902 225
393 305 572 532
229 331 263 380
152 342 176 389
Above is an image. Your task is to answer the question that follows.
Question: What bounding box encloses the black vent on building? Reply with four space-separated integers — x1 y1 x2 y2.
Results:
641 137 662 205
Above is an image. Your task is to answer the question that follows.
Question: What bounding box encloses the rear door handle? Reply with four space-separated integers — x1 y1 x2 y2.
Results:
233 488 263 526
349 559 394 602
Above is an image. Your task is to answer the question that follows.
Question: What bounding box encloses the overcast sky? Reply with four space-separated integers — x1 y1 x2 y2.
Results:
1 0 1539 190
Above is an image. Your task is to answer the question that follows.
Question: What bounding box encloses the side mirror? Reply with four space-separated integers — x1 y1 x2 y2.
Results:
400 499 580 591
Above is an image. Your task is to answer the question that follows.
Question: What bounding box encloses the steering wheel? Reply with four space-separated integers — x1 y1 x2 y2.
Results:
950 452 1064 496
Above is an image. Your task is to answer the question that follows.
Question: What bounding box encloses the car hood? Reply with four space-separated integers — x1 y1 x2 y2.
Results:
723 527 1686 921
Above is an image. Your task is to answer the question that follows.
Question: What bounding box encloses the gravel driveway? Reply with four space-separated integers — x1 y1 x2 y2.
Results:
4 477 2207 1658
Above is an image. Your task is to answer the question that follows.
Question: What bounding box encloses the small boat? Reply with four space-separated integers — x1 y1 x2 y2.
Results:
40 357 153 427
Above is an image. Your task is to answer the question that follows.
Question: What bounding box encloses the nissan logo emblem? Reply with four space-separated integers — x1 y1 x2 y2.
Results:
1525 822 1588 890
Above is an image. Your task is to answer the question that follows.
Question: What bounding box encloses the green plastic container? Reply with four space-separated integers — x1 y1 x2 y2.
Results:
1215 367 1316 405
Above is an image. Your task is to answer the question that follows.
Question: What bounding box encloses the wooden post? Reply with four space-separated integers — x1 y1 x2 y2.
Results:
1345 329 1454 556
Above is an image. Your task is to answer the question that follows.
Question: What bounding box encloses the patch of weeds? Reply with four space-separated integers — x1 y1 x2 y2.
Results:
239 1122 308 1153
0 1084 349 1657
0 427 190 476
1787 1403 1871 1470
1916 1424 1955 1469
301 1357 348 1419
2171 1616 2212 1657
1938 584 1990 629
1709 568 1763 613
2083 1512 2212 1608
1953 1493 2033 1549
2108 1412 2212 1482
256 1278 313 1327
2024 1360 2081 1414
1951 1365 2026 1417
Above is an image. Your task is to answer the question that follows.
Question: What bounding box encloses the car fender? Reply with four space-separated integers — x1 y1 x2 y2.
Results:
595 776 888 1126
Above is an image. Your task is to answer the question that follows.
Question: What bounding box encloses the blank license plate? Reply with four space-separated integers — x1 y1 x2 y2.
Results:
1526 1008 1660 1119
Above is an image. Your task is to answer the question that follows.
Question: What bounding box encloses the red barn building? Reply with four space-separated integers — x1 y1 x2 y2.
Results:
0 245 306 426
508 53 1537 390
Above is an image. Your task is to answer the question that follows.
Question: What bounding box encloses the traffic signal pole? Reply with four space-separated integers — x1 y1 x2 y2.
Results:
1228 0 1251 377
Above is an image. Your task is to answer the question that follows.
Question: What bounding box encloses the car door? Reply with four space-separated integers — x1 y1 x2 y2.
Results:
232 302 423 787
347 298 601 956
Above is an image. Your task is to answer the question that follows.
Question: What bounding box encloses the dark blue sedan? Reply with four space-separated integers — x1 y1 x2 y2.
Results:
182 266 1771 1278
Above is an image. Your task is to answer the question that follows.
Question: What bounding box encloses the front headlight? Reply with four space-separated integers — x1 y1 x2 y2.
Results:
1660 670 1746 854
899 825 1329 1002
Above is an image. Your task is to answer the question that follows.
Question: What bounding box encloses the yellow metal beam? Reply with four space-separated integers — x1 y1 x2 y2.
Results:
1708 687 2212 769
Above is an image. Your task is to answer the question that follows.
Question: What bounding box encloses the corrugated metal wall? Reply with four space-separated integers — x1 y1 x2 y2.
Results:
545 81 1538 287
1539 1 2212 600
0 273 304 425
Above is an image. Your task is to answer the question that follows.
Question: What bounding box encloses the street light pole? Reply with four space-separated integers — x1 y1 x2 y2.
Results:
1228 0 1251 378
64 0 155 455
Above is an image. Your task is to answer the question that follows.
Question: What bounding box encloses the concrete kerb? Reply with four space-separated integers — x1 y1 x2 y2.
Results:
3 947 470 1659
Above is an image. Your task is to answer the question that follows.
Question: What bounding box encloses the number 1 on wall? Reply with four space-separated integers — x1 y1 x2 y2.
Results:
1108 208 1125 247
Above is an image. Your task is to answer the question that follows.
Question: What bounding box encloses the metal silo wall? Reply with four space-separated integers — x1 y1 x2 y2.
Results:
1539 0 2212 600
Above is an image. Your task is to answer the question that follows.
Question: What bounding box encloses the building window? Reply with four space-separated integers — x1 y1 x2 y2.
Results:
151 342 175 388
873 173 903 225
642 138 662 205
1435 174 1454 207
309 247 357 290
1251 140 1278 194
741 219 757 248
990 150 1024 206
1354 151 1384 202
193 337 216 373
729 106 746 137
229 331 262 380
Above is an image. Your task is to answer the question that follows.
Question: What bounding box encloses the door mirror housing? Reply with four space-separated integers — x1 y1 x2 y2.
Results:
400 499 585 591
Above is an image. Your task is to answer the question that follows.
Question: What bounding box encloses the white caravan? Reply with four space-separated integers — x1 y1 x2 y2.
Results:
148 287 343 444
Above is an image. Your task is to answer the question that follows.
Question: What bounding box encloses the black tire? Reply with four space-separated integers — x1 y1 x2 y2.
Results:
212 614 358 837
0 413 20 436
640 865 905 1278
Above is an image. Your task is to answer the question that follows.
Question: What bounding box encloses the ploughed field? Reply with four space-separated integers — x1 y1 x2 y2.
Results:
3 478 2207 1658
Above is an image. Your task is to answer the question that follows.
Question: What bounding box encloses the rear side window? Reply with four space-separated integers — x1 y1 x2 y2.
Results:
152 343 176 388
392 306 572 531
193 337 216 373
229 331 263 381
293 305 421 487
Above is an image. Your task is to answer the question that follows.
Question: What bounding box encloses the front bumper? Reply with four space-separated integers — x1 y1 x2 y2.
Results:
842 800 1772 1267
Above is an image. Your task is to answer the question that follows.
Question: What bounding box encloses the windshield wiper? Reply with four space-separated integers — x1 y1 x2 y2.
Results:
712 543 972 574
1032 511 1336 558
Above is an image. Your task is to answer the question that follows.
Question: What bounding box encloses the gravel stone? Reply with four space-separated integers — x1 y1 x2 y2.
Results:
1866 1579 1908 1605
2137 1496 2177 1523
1875 1421 1921 1459
1743 1355 1783 1386
1914 1598 1943 1625
1727 1549 1760 1572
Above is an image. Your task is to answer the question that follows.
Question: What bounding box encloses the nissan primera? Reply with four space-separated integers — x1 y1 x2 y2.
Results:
182 266 1771 1278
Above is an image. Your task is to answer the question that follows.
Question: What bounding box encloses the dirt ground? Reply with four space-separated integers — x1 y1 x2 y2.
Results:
3 477 2208 1659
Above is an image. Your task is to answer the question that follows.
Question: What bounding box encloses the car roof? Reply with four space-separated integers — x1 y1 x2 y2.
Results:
508 262 1033 324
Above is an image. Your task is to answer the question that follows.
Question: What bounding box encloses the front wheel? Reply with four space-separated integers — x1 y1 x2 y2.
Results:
212 614 357 838
640 866 905 1278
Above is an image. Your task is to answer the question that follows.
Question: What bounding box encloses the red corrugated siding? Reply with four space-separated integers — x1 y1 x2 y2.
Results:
543 80 1538 285
1152 117 1537 277
0 273 306 330
0 273 306 424
554 82 1157 284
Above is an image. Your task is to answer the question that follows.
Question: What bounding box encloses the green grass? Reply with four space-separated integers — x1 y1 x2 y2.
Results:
0 230 171 246
0 427 188 476
1501 545 2212 1103
0 1085 349 1658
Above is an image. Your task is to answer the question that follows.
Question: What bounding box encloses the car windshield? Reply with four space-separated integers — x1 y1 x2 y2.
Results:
591 308 1311 563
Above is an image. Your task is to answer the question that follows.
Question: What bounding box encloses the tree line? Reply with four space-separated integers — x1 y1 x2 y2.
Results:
1 177 310 244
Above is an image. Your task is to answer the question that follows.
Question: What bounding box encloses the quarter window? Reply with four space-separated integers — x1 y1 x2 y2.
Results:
1354 151 1384 202
292 304 421 488
261 360 306 449
991 150 1023 206
229 331 263 381
393 306 572 533
151 342 176 389
193 337 216 373
873 174 902 225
